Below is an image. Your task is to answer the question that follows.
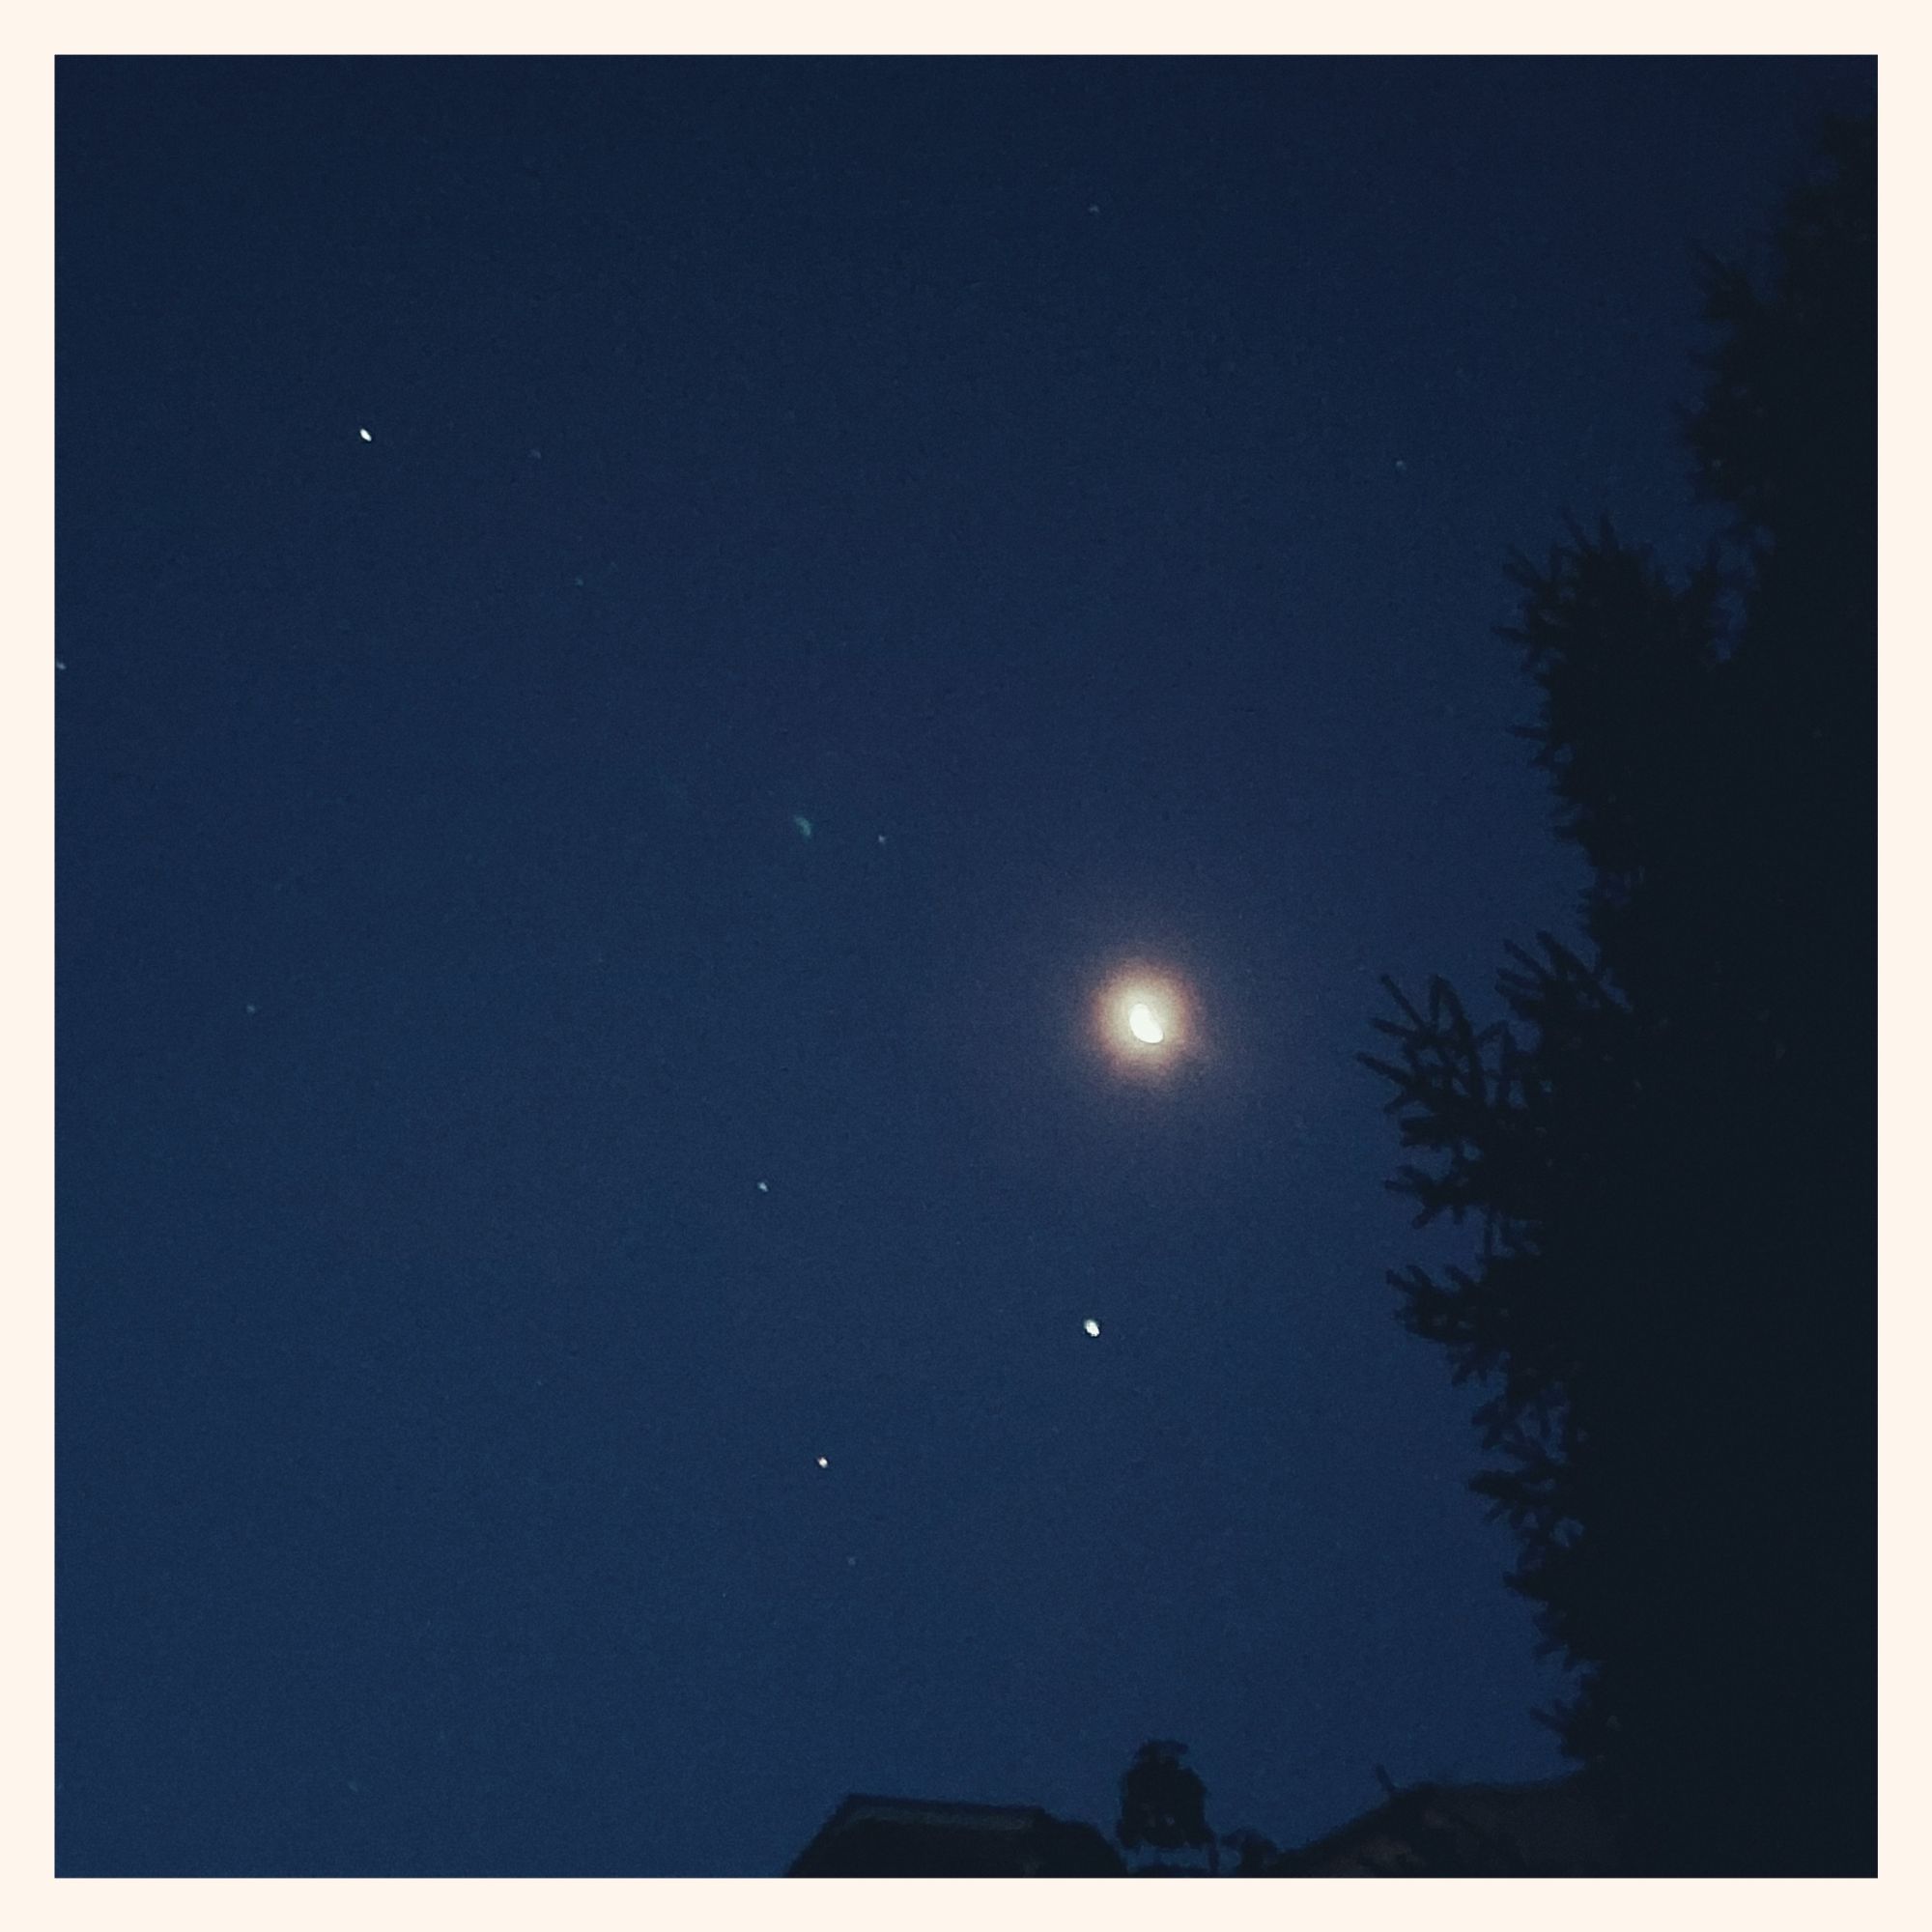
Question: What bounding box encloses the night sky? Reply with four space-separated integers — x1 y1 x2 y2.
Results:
57 55 1878 1878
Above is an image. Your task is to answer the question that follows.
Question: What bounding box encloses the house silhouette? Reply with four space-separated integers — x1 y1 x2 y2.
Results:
786 1794 1126 1877
1271 1775 1619 1876
785 1773 1618 1876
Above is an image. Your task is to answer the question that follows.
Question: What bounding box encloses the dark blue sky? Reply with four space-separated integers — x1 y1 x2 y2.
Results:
57 54 1877 1877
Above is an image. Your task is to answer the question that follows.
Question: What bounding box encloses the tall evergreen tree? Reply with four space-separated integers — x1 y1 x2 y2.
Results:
1361 116 1874 1876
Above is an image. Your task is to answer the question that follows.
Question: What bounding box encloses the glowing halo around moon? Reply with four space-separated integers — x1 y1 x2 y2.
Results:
1091 962 1199 1079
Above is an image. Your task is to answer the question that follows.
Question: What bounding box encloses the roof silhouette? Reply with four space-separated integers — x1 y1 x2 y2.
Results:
787 1794 1126 1877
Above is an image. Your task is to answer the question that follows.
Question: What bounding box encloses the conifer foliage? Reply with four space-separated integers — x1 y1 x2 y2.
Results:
1361 117 1875 1875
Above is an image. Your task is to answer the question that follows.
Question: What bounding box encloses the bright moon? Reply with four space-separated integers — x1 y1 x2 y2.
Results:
1092 962 1198 1078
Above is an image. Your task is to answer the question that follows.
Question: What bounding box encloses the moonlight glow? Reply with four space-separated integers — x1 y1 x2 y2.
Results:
1092 962 1199 1079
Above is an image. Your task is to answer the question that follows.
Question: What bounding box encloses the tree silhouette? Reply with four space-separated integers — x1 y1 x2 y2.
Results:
1219 1826 1280 1876
1115 1740 1219 1874
1360 115 1874 1876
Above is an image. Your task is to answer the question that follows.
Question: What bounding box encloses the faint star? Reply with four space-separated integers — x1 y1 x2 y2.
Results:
756 1179 769 1193
357 428 372 442
1084 1318 1102 1337
793 813 813 840
815 1456 829 1468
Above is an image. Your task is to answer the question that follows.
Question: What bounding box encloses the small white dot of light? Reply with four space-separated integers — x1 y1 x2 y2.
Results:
816 1456 829 1468
358 428 372 441
756 1180 769 1192
1084 1318 1102 1338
